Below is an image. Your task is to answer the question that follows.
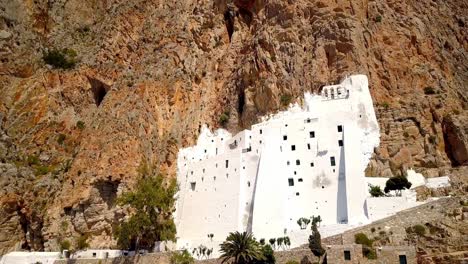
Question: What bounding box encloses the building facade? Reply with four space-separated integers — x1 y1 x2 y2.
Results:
175 75 380 252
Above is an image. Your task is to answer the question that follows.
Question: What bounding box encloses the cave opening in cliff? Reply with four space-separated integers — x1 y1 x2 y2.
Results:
87 77 110 106
224 8 235 42
238 89 245 115
94 178 120 208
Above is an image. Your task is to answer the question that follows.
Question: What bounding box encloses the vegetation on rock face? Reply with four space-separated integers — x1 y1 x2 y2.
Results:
369 184 385 197
219 231 265 264
76 234 89 250
170 249 195 264
407 225 426 236
76 121 85 130
308 222 325 263
280 94 292 106
115 164 178 251
43 48 77 69
354 233 376 259
219 111 230 127
384 176 412 196
60 239 71 251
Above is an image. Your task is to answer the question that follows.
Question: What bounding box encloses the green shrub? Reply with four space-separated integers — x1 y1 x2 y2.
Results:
27 155 40 166
60 240 71 251
369 185 385 197
43 48 77 69
363 247 377 259
403 131 409 138
280 94 292 106
381 102 389 109
57 134 66 145
170 250 194 264
76 234 89 250
35 165 50 176
61 221 69 231
424 87 436 95
370 227 376 233
219 111 230 126
76 121 85 130
375 15 382 22
355 233 372 247
286 261 299 264
379 230 386 236
413 225 426 236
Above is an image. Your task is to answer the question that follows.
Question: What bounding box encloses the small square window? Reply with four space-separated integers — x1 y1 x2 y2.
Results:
344 250 351 260
283 135 287 140
287 161 290 166
338 140 343 147
296 159 300 165
260 140 262 144
306 118 311 123
288 178 294 186
260 129 263 134
291 145 296 151
310 162 314 167
309 131 315 138
296 192 300 196
307 143 311 149
294 171 297 175
338 125 343 132
92 252 97 258
190 182 196 191
247 181 251 187
298 178 303 182
330 156 336 166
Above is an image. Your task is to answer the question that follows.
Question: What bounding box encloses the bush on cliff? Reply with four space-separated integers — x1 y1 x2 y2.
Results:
43 48 77 69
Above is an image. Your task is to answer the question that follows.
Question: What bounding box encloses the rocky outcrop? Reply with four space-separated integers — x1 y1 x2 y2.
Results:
0 0 466 253
442 113 468 166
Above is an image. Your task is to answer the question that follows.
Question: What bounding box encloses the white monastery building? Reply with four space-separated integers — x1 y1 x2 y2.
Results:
174 75 445 256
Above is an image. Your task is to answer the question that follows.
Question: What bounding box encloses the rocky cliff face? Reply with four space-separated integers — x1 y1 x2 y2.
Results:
0 0 466 254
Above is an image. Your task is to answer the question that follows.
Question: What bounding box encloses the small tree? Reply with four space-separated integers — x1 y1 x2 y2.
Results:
308 223 325 263
170 249 195 264
369 184 385 197
43 48 77 69
384 176 412 196
354 233 375 259
115 164 178 251
297 217 311 229
311 215 322 227
268 238 276 249
76 234 89 250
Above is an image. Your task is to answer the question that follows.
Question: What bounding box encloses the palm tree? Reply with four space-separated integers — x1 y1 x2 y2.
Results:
219 231 265 264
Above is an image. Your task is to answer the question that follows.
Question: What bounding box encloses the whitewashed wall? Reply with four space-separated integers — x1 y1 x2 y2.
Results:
175 75 381 256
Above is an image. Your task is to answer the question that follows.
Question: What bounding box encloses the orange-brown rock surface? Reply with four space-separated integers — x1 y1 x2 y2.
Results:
0 0 466 254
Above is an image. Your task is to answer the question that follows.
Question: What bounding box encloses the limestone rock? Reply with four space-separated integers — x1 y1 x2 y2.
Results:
0 0 466 254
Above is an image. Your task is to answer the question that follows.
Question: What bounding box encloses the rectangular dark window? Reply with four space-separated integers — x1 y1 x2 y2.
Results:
288 178 294 186
338 125 343 132
190 182 196 191
309 131 315 138
399 255 407 264
310 162 314 167
330 157 336 166
260 129 263 134
338 140 343 147
296 159 300 165
298 178 303 182
344 250 351 260
307 143 311 150
283 135 287 140
92 252 97 258
291 145 296 151
226 160 229 168
287 161 290 165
